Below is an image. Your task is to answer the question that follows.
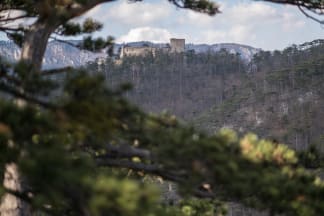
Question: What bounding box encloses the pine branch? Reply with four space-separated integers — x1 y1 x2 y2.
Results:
41 67 74 76
50 37 80 49
96 158 222 199
0 67 22 86
168 0 220 15
0 82 57 110
96 158 184 182
104 143 151 159
264 0 324 14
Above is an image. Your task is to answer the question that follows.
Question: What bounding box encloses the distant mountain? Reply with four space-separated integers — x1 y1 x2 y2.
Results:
185 43 260 61
0 40 105 69
0 40 259 69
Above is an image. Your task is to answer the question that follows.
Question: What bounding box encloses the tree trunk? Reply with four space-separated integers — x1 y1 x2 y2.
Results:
21 19 59 71
1 18 58 216
0 164 31 216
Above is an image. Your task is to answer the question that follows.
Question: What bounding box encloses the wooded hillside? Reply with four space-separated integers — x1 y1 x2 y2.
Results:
89 40 324 153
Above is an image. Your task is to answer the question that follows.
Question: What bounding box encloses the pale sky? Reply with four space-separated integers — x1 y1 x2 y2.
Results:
1 0 324 50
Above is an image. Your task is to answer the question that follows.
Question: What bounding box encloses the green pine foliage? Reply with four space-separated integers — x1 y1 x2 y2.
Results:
1 61 324 215
1 0 324 215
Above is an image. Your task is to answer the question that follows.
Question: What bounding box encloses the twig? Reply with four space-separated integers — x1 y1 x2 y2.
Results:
0 15 31 23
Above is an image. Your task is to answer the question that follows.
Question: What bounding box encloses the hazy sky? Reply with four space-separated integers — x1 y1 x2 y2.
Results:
82 0 324 50
1 0 323 50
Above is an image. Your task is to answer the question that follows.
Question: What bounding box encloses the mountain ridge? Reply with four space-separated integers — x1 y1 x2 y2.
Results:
0 40 106 69
0 40 260 69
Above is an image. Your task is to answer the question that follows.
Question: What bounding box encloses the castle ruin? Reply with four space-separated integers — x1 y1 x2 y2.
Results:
120 46 157 58
119 38 185 58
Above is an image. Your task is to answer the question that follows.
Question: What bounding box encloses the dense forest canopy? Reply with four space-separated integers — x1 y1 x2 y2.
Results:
0 0 324 216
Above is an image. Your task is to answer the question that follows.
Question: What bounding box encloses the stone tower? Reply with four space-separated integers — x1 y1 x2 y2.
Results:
170 38 185 53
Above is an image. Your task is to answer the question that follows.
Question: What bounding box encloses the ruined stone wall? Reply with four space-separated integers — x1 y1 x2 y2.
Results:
119 38 185 58
121 47 156 58
170 38 185 53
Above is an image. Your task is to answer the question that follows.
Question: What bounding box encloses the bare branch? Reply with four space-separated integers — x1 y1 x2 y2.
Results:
298 5 324 25
0 14 31 23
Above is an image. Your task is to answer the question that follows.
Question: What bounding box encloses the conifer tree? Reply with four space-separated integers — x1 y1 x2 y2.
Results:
0 0 324 216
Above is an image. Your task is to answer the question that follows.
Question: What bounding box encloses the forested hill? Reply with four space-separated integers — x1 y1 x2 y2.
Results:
195 39 324 151
88 39 324 152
